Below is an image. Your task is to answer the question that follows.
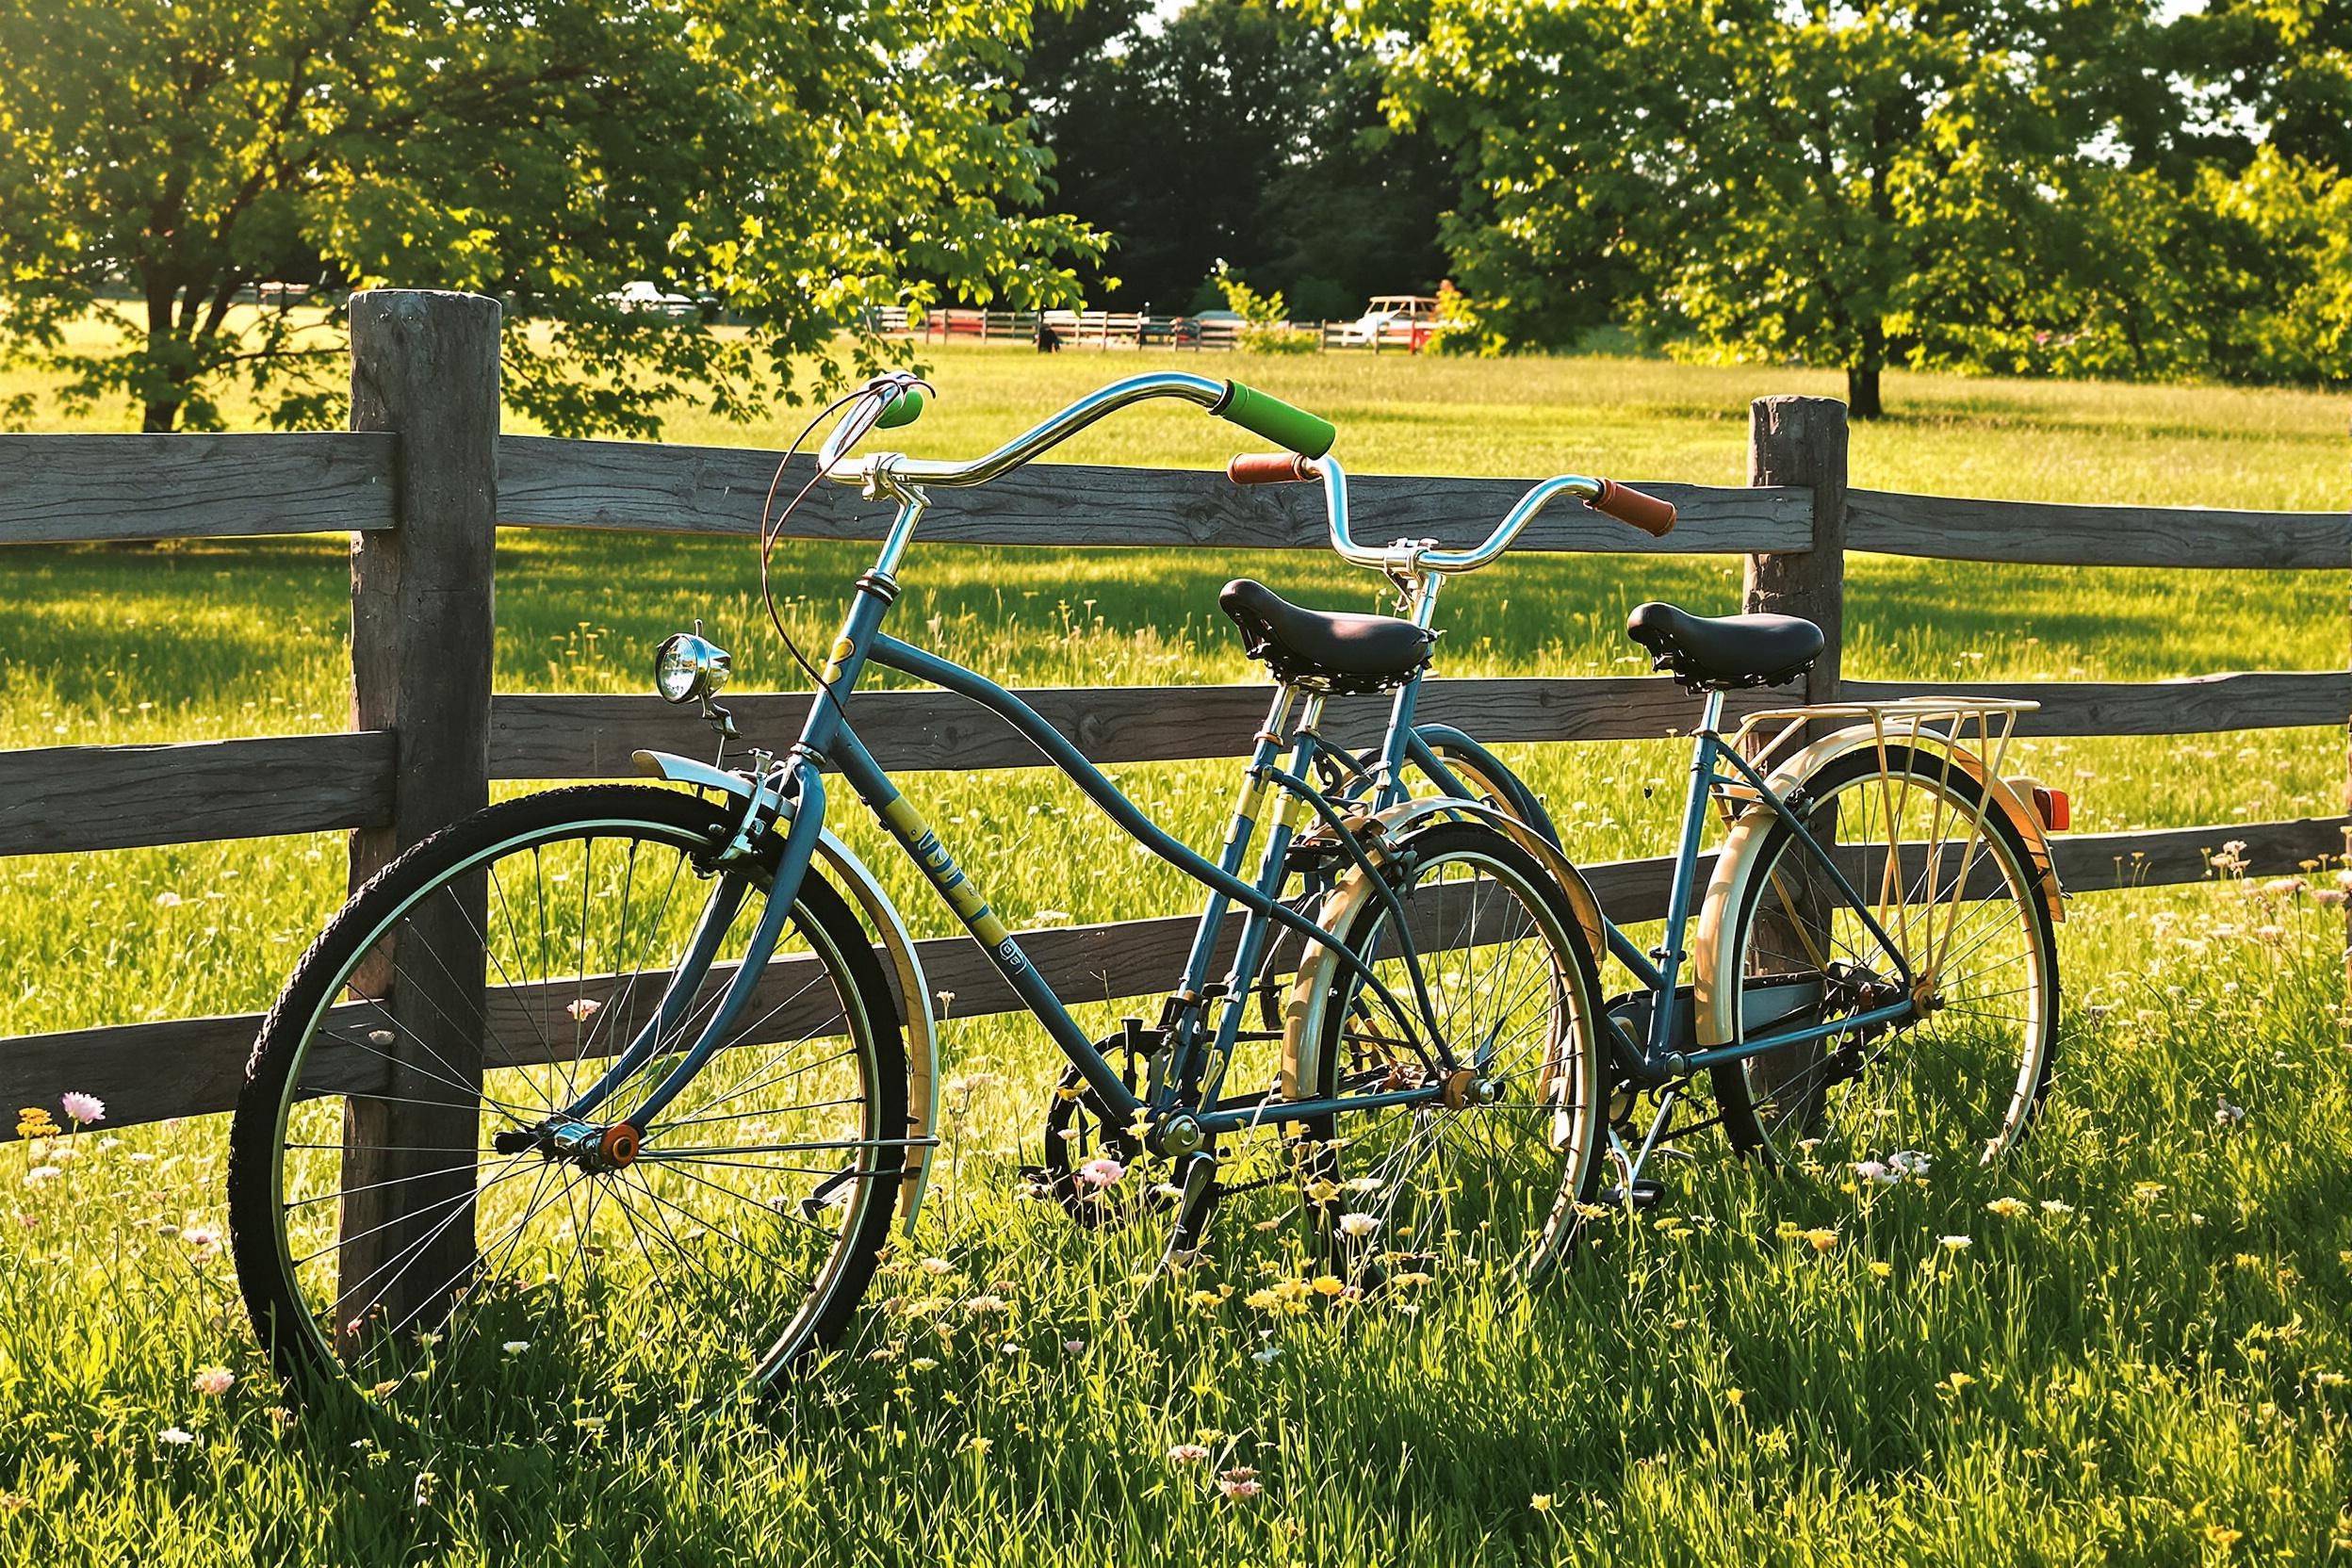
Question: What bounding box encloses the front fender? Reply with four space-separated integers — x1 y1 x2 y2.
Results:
634 750 938 1233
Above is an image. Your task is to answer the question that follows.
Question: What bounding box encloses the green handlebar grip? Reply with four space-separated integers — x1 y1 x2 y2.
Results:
1213 381 1335 459
874 384 924 430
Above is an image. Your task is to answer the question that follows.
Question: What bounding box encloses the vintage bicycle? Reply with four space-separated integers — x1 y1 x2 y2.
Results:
227 371 1643 1420
1207 452 2067 1194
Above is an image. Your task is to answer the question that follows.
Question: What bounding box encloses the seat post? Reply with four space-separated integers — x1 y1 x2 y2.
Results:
1697 688 1726 735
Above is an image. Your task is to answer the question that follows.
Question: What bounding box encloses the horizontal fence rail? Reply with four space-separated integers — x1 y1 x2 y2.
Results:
0 290 2343 1151
6 814 2341 1129
0 432 395 545
6 671 2340 860
1846 488 2350 570
496 438 1810 555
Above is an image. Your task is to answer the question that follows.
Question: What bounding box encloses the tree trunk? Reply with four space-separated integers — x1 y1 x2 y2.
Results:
139 396 180 433
1845 363 1883 420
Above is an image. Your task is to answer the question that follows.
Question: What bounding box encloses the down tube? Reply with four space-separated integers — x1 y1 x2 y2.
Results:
825 722 1142 1120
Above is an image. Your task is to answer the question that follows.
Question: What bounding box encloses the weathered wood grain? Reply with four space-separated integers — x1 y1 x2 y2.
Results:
487 678 1760 778
1847 489 2350 570
0 433 394 545
14 814 2337 1136
0 732 395 855
344 288 503 1326
1843 672 2352 737
496 436 1812 555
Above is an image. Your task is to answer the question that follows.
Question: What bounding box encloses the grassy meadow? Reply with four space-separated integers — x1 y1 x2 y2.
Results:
0 336 2347 1563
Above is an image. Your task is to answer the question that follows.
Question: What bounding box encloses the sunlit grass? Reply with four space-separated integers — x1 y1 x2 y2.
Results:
0 339 2344 1562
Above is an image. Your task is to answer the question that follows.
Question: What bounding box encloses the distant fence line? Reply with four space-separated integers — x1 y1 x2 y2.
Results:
0 286 2345 1135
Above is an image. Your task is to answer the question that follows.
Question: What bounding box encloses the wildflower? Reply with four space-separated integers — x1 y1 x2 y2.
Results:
1336 1212 1380 1239
564 998 601 1023
155 890 184 907
909 1357 939 1372
1062 1339 1087 1354
917 1256 956 1275
1723 1388 1744 1410
2040 1199 2074 1215
501 1341 530 1354
1250 1345 1282 1365
1887 1151 1931 1178
58 1092 104 1126
1218 1467 1263 1500
1309 1275 1347 1297
1985 1197 2030 1218
1941 1371 1977 1393
14 1108 57 1139
961 1436 992 1457
191 1367 235 1396
158 1428 197 1446
24 1166 59 1185
961 1295 1008 1315
574 1416 607 1434
1938 1234 1972 1250
2132 1182 2165 1202
1867 1260 1894 1279
1168 1443 1211 1464
1530 1494 1554 1512
1854 1160 1896 1184
2202 1526 2242 1549
1391 1270 1433 1287
2214 1097 2246 1128
1077 1156 1125 1188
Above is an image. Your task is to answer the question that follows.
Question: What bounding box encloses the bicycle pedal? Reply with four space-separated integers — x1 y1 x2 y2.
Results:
1598 1177 1670 1210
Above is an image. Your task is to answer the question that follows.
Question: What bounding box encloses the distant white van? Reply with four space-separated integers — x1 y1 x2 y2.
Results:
1340 295 1444 344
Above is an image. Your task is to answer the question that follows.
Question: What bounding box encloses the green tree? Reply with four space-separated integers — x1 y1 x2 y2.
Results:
0 0 1098 433
1330 0 2148 416
1026 0 1451 318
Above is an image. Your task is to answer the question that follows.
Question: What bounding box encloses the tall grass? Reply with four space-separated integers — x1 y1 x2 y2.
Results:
0 343 2344 1563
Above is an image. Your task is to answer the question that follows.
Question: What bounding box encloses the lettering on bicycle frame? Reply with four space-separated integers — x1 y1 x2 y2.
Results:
878 795 1029 972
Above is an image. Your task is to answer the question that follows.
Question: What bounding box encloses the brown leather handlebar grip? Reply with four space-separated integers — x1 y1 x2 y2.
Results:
1227 452 1318 485
1587 478 1677 537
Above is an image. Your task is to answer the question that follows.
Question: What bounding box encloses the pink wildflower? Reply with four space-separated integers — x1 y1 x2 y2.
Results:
1077 1156 1125 1188
192 1366 235 1396
59 1092 105 1126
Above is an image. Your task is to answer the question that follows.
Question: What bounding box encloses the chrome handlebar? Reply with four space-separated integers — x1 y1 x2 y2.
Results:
1321 465 1606 577
820 371 1229 491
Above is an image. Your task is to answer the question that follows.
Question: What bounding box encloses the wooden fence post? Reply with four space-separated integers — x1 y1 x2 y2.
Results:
1742 395 1850 1124
340 288 501 1336
1746 395 1849 704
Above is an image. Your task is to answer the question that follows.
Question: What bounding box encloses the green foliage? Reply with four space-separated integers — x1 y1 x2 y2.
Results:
1021 0 1451 318
1214 263 1316 351
1323 0 2352 410
0 0 1101 433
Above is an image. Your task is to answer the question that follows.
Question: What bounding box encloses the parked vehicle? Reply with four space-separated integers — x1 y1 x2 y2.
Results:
1340 295 1443 345
604 280 696 318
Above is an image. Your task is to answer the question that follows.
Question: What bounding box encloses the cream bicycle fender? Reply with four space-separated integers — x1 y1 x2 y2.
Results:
1690 724 2064 1051
1277 795 1608 1102
634 750 938 1233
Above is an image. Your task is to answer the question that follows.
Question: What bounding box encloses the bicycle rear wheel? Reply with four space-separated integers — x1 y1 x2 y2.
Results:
1292 821 1608 1283
227 785 906 1425
1713 744 2059 1167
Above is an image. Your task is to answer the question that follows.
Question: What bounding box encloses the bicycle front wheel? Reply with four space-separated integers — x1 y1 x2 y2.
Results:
227 785 907 1425
1714 744 2060 1168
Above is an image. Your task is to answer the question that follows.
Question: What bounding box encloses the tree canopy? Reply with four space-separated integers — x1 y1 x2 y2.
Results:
1023 0 1452 319
0 0 1098 433
1323 0 2352 411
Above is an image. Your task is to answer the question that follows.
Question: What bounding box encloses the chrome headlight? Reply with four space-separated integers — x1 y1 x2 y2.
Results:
654 631 730 705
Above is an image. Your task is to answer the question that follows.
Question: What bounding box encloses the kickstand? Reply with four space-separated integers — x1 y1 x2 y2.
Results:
1157 1150 1219 1274
1601 1087 1679 1210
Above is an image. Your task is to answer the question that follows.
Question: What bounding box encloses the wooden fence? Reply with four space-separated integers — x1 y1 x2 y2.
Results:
1 287 2345 1135
903 308 1439 352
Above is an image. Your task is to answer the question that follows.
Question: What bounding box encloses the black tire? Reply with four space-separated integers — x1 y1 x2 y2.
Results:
1712 744 2060 1168
228 784 907 1424
1293 820 1609 1283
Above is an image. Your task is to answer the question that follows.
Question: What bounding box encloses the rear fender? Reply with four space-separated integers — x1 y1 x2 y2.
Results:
1690 723 2062 1050
1278 794 1609 1101
634 750 938 1233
